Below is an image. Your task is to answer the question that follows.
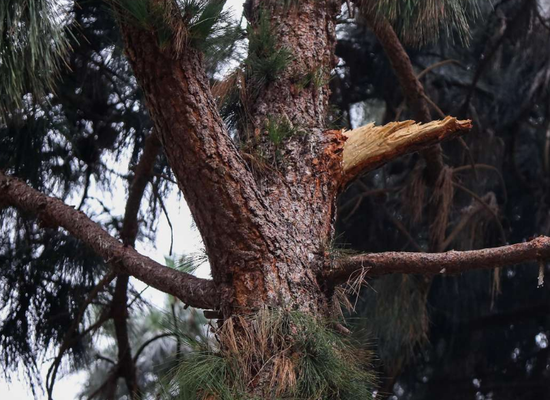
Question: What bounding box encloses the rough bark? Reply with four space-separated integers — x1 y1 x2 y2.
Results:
341 117 472 186
327 236 550 284
0 172 218 309
118 0 345 315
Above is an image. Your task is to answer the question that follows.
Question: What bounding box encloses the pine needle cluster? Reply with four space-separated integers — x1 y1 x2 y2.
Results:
0 0 69 120
109 0 230 53
163 309 376 399
359 0 482 46
246 11 293 87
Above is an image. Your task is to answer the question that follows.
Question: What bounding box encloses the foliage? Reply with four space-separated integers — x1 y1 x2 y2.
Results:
164 309 376 399
358 0 482 45
0 0 69 120
109 0 238 58
78 295 209 399
265 116 303 147
1 0 550 398
335 0 550 397
356 275 429 374
246 11 293 87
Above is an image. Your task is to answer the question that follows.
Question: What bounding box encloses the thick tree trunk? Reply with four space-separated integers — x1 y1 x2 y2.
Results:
118 0 344 319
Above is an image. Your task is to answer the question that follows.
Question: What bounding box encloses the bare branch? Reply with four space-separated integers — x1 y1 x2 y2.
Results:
341 117 472 186
326 236 550 285
114 131 162 399
120 132 161 247
133 333 176 363
0 172 219 310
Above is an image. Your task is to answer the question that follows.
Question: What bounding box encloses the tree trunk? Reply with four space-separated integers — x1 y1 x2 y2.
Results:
119 0 344 319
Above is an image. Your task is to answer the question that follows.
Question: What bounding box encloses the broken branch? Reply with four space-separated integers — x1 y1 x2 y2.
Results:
341 116 472 186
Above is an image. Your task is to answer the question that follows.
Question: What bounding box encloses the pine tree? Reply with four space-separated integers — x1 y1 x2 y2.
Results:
1 0 550 399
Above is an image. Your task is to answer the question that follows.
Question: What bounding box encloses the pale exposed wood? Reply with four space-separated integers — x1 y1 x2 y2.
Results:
341 116 472 185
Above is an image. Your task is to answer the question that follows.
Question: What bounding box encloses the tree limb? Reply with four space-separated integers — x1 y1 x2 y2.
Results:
361 12 444 184
341 117 472 186
114 131 161 399
46 270 117 400
0 172 219 309
326 236 550 285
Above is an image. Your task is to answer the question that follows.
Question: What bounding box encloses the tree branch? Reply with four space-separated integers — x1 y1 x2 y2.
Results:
114 131 161 399
0 172 219 309
326 236 550 285
341 117 472 186
120 132 161 247
46 270 117 400
361 12 444 184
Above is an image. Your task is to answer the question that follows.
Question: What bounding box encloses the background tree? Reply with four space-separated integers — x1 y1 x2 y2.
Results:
1 0 549 399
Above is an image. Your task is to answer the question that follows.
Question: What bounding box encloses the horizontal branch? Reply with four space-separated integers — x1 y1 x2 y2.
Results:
327 236 550 285
341 116 472 186
0 172 219 309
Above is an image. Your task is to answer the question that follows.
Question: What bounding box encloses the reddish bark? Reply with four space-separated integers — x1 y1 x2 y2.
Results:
118 0 346 315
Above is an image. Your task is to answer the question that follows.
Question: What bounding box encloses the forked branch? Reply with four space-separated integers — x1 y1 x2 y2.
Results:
0 172 219 309
327 236 550 285
341 116 472 186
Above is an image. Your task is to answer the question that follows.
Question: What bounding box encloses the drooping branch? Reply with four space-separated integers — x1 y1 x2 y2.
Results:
0 172 219 309
341 117 472 186
327 236 550 285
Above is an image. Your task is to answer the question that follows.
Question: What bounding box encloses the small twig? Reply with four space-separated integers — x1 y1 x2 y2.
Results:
452 182 507 245
96 354 116 365
133 333 177 363
152 181 174 256
453 164 508 204
416 59 463 81
384 207 424 252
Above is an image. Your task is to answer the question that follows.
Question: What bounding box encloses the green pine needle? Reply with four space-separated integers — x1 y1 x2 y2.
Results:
361 0 482 46
246 11 293 86
162 309 376 399
0 0 69 120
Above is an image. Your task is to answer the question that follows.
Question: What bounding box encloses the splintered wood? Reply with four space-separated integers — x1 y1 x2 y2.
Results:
341 116 472 185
